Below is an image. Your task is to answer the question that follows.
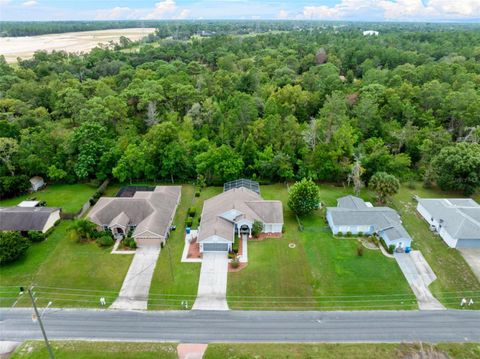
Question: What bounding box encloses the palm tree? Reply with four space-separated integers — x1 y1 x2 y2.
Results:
68 219 96 243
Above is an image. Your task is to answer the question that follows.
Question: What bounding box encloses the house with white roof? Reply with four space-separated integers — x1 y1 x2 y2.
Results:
416 198 480 248
197 184 283 253
326 195 412 251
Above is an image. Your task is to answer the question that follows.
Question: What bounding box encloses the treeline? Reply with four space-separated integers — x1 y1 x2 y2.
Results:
2 20 479 38
0 22 479 199
0 20 157 37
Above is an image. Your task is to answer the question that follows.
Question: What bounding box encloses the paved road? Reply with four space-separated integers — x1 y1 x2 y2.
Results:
394 251 445 310
1 309 479 343
192 252 229 311
110 247 160 311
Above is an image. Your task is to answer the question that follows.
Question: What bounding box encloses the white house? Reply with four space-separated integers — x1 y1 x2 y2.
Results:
197 186 283 253
326 195 412 251
88 186 181 248
416 198 480 248
363 30 379 36
0 206 60 233
30 176 45 192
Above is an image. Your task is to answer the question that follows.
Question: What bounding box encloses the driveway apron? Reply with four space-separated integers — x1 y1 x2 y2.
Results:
459 249 480 282
110 246 160 310
394 251 445 310
192 252 229 310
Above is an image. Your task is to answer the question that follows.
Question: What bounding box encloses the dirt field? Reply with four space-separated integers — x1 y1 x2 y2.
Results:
0 28 156 63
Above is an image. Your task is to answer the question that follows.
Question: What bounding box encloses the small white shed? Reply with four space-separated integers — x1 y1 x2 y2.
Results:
30 176 45 192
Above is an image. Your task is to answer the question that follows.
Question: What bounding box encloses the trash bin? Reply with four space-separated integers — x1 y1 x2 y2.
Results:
186 227 191 234
405 246 411 253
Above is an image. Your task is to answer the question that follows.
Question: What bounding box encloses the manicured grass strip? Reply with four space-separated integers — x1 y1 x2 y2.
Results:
205 343 480 359
0 183 97 213
11 341 177 359
1 221 133 308
148 185 223 309
227 184 415 310
390 184 480 308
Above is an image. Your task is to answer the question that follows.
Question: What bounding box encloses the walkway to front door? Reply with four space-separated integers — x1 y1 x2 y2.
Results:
192 252 229 310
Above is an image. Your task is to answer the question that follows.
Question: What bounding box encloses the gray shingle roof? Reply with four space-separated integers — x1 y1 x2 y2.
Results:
0 207 59 231
198 187 283 243
88 186 181 239
328 196 412 241
337 195 369 209
417 198 480 240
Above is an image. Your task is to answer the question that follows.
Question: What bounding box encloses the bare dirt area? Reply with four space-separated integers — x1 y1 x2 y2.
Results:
0 28 156 63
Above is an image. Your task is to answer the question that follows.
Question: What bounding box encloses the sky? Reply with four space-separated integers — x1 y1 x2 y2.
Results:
0 0 479 22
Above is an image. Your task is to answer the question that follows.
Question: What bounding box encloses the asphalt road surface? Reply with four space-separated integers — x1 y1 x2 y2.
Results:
1 309 479 343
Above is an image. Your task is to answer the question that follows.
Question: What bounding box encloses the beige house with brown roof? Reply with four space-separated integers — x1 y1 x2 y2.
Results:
198 187 283 252
88 186 181 248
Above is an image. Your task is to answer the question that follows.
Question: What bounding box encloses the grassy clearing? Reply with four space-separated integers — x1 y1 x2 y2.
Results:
0 221 132 308
205 343 480 359
0 183 97 213
148 185 223 309
389 184 480 308
11 341 177 359
227 184 416 310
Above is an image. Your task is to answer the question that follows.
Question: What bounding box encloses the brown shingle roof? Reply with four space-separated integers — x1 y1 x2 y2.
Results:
198 187 283 243
88 186 181 239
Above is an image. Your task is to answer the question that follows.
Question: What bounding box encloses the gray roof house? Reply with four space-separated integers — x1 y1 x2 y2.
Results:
0 206 60 233
416 198 480 248
197 186 283 252
88 186 181 248
326 195 412 251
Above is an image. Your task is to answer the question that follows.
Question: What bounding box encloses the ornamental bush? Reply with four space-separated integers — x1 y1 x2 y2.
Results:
287 178 320 216
96 234 114 247
188 207 196 217
0 232 30 265
27 231 46 243
123 237 137 249
252 220 263 238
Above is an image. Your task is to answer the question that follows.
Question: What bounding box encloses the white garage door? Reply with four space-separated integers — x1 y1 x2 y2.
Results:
203 243 229 252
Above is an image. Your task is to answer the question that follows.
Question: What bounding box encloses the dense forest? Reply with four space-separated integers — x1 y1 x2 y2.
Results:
1 22 480 199
1 20 336 38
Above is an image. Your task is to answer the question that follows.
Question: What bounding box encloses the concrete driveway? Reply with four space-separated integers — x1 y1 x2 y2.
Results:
110 246 160 310
192 252 229 310
459 249 480 281
394 251 445 310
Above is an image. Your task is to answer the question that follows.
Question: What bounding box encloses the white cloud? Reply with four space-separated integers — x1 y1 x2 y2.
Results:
22 0 37 7
277 9 289 19
175 9 190 19
144 0 177 20
300 0 480 21
95 7 136 20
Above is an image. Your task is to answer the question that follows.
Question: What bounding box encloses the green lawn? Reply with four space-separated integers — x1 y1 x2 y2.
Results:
0 183 97 213
205 343 480 359
148 185 223 309
0 221 132 308
389 184 480 308
227 184 416 310
12 341 177 359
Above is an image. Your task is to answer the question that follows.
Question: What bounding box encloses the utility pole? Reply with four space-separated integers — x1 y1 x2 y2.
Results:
28 287 55 359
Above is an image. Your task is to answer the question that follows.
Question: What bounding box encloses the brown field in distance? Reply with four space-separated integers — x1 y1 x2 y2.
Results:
0 28 156 63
